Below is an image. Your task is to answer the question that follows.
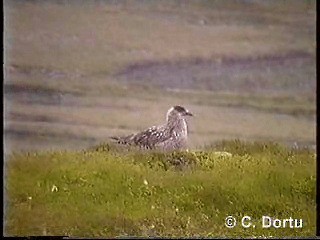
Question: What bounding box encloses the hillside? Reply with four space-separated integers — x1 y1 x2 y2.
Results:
4 0 316 153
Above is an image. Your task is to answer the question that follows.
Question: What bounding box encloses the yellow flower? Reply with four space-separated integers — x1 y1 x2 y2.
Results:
143 179 148 186
51 185 58 192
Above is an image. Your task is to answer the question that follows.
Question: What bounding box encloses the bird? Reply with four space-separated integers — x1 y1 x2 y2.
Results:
110 105 193 151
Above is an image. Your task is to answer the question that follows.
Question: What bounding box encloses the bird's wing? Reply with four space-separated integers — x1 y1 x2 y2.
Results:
132 125 171 148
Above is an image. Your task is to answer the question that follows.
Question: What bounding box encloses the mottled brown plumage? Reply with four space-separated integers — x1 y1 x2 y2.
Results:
110 106 193 151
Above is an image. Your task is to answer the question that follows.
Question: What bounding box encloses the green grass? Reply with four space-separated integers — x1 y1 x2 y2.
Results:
4 140 316 237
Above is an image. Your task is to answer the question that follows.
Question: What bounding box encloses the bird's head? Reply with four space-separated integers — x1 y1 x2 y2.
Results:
166 105 193 122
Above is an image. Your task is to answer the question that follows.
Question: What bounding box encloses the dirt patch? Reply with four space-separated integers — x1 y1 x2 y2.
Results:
115 51 315 95
7 112 57 123
4 83 82 106
4 128 95 141
6 64 84 79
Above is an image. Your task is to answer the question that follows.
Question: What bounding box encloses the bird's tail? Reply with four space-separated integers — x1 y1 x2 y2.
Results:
110 134 134 145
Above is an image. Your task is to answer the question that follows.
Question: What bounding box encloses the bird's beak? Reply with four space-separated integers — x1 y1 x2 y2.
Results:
185 111 193 117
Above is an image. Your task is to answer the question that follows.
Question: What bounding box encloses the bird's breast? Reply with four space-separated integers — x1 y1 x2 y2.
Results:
170 119 188 138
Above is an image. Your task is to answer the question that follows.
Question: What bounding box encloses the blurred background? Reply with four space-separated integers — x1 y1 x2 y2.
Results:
4 0 316 154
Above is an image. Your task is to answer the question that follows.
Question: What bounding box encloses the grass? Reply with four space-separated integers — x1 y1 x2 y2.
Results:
4 140 316 237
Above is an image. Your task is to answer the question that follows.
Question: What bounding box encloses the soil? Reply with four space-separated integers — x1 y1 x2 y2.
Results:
115 51 315 96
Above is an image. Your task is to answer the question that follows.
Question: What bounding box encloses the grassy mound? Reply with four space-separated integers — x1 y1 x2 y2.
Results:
4 140 316 237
